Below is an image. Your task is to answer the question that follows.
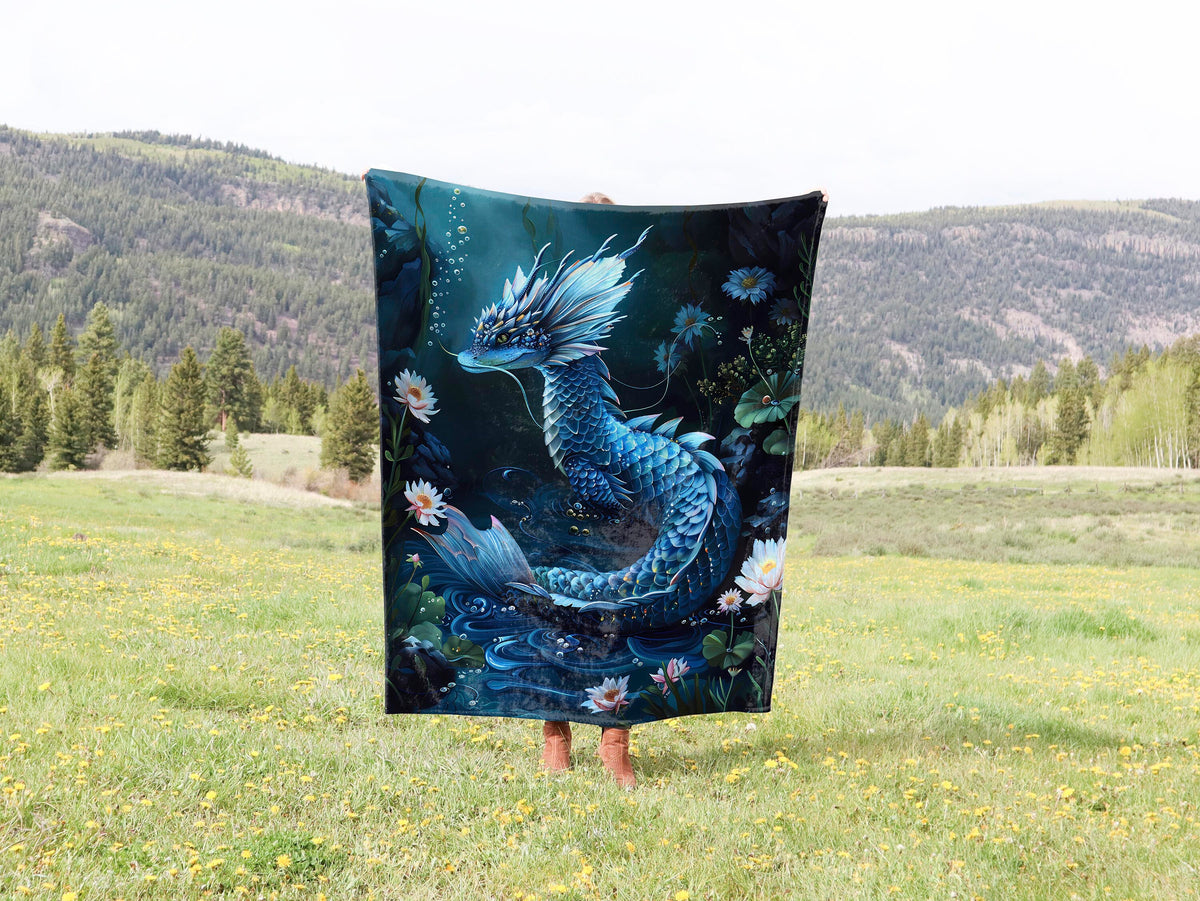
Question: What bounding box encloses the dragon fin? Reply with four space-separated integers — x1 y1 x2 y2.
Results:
676 430 714 451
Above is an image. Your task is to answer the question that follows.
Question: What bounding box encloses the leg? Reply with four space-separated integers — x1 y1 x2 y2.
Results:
598 726 636 789
541 720 572 772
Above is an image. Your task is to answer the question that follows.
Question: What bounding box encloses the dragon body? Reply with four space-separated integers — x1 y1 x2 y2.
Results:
419 230 741 635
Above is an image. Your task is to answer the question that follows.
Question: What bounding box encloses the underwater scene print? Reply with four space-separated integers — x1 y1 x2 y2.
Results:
367 170 826 725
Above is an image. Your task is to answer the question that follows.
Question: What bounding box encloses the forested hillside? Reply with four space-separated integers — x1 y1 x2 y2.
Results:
2 125 1199 417
804 200 1200 420
0 126 372 385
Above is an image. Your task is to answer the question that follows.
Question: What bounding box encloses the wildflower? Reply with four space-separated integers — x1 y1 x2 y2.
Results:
276 854 292 869
716 589 744 614
406 553 422 568
770 297 802 325
581 675 631 714
391 369 439 422
722 267 776 305
404 480 447 526
740 326 754 344
734 538 787 605
654 340 681 374
671 304 710 347
650 658 691 694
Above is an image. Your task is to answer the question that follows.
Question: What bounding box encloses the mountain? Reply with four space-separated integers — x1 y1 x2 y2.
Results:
0 126 372 386
2 126 1198 418
805 199 1200 420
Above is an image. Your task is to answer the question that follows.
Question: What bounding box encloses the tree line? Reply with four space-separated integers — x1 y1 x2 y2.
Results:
790 336 1200 469
0 303 380 480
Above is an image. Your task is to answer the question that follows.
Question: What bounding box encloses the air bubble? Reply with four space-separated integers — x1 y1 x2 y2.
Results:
453 188 461 194
460 202 466 208
457 225 467 234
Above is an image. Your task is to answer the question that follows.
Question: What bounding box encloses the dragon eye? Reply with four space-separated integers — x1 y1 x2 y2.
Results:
496 334 509 344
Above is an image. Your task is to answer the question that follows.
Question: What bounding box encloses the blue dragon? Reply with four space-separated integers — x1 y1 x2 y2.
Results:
417 230 742 636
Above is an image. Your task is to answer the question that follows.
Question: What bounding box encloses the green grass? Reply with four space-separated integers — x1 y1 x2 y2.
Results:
792 466 1200 568
207 433 325 482
1 470 1198 900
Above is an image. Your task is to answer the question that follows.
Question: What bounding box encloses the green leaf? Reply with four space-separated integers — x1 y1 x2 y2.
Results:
413 591 444 624
442 635 485 668
389 582 422 629
407 621 442 645
725 632 756 668
701 629 755 669
734 373 802 427
764 428 792 456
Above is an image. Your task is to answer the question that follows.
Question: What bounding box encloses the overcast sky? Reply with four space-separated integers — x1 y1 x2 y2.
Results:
4 0 1197 216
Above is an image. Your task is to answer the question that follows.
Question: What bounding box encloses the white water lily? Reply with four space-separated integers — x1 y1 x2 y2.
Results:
404 479 446 526
734 537 786 605
581 675 631 713
392 369 439 422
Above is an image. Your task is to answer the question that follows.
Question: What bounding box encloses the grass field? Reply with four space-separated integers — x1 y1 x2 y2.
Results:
1 469 1197 900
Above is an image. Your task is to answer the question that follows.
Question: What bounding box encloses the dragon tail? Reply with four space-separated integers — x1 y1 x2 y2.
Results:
414 506 548 600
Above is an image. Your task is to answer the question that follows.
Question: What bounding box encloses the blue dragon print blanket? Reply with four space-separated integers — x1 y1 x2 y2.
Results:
366 171 826 724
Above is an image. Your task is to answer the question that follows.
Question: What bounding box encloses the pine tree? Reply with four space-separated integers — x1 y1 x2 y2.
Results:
225 419 254 478
49 314 76 383
48 388 89 470
906 413 932 466
157 346 211 471
205 327 262 432
16 391 49 471
1026 361 1051 405
1048 358 1089 464
320 369 378 481
24 323 46 371
130 372 160 466
78 351 117 452
277 365 316 434
0 396 17 472
78 302 120 381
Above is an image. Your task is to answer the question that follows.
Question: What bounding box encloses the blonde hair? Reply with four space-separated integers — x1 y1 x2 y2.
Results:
579 192 614 205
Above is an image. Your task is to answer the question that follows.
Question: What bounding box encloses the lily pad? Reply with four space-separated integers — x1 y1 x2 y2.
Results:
407 621 443 646
442 635 486 668
734 372 802 427
702 630 755 670
763 428 792 456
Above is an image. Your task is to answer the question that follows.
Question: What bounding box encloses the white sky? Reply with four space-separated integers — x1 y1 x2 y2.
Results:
4 0 1198 216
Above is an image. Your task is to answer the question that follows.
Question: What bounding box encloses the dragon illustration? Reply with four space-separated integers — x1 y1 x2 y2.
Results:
417 229 742 636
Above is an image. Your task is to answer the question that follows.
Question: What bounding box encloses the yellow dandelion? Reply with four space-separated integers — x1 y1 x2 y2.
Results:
276 853 292 869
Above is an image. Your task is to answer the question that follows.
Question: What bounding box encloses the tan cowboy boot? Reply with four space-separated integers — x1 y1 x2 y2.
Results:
598 727 636 789
541 721 572 772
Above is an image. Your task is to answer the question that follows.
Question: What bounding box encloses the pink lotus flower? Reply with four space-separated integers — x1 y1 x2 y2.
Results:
581 675 631 714
716 589 744 614
404 479 446 527
734 537 786 606
392 369 439 423
650 658 691 694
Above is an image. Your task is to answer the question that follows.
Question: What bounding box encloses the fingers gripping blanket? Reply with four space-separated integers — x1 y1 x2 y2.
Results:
367 171 826 724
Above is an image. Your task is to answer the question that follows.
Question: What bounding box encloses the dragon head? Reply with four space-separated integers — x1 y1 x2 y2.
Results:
458 228 651 373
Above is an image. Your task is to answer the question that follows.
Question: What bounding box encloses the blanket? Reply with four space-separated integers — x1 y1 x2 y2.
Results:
366 170 826 724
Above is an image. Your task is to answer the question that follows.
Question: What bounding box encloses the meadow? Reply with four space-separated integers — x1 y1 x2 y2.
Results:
1 468 1198 900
